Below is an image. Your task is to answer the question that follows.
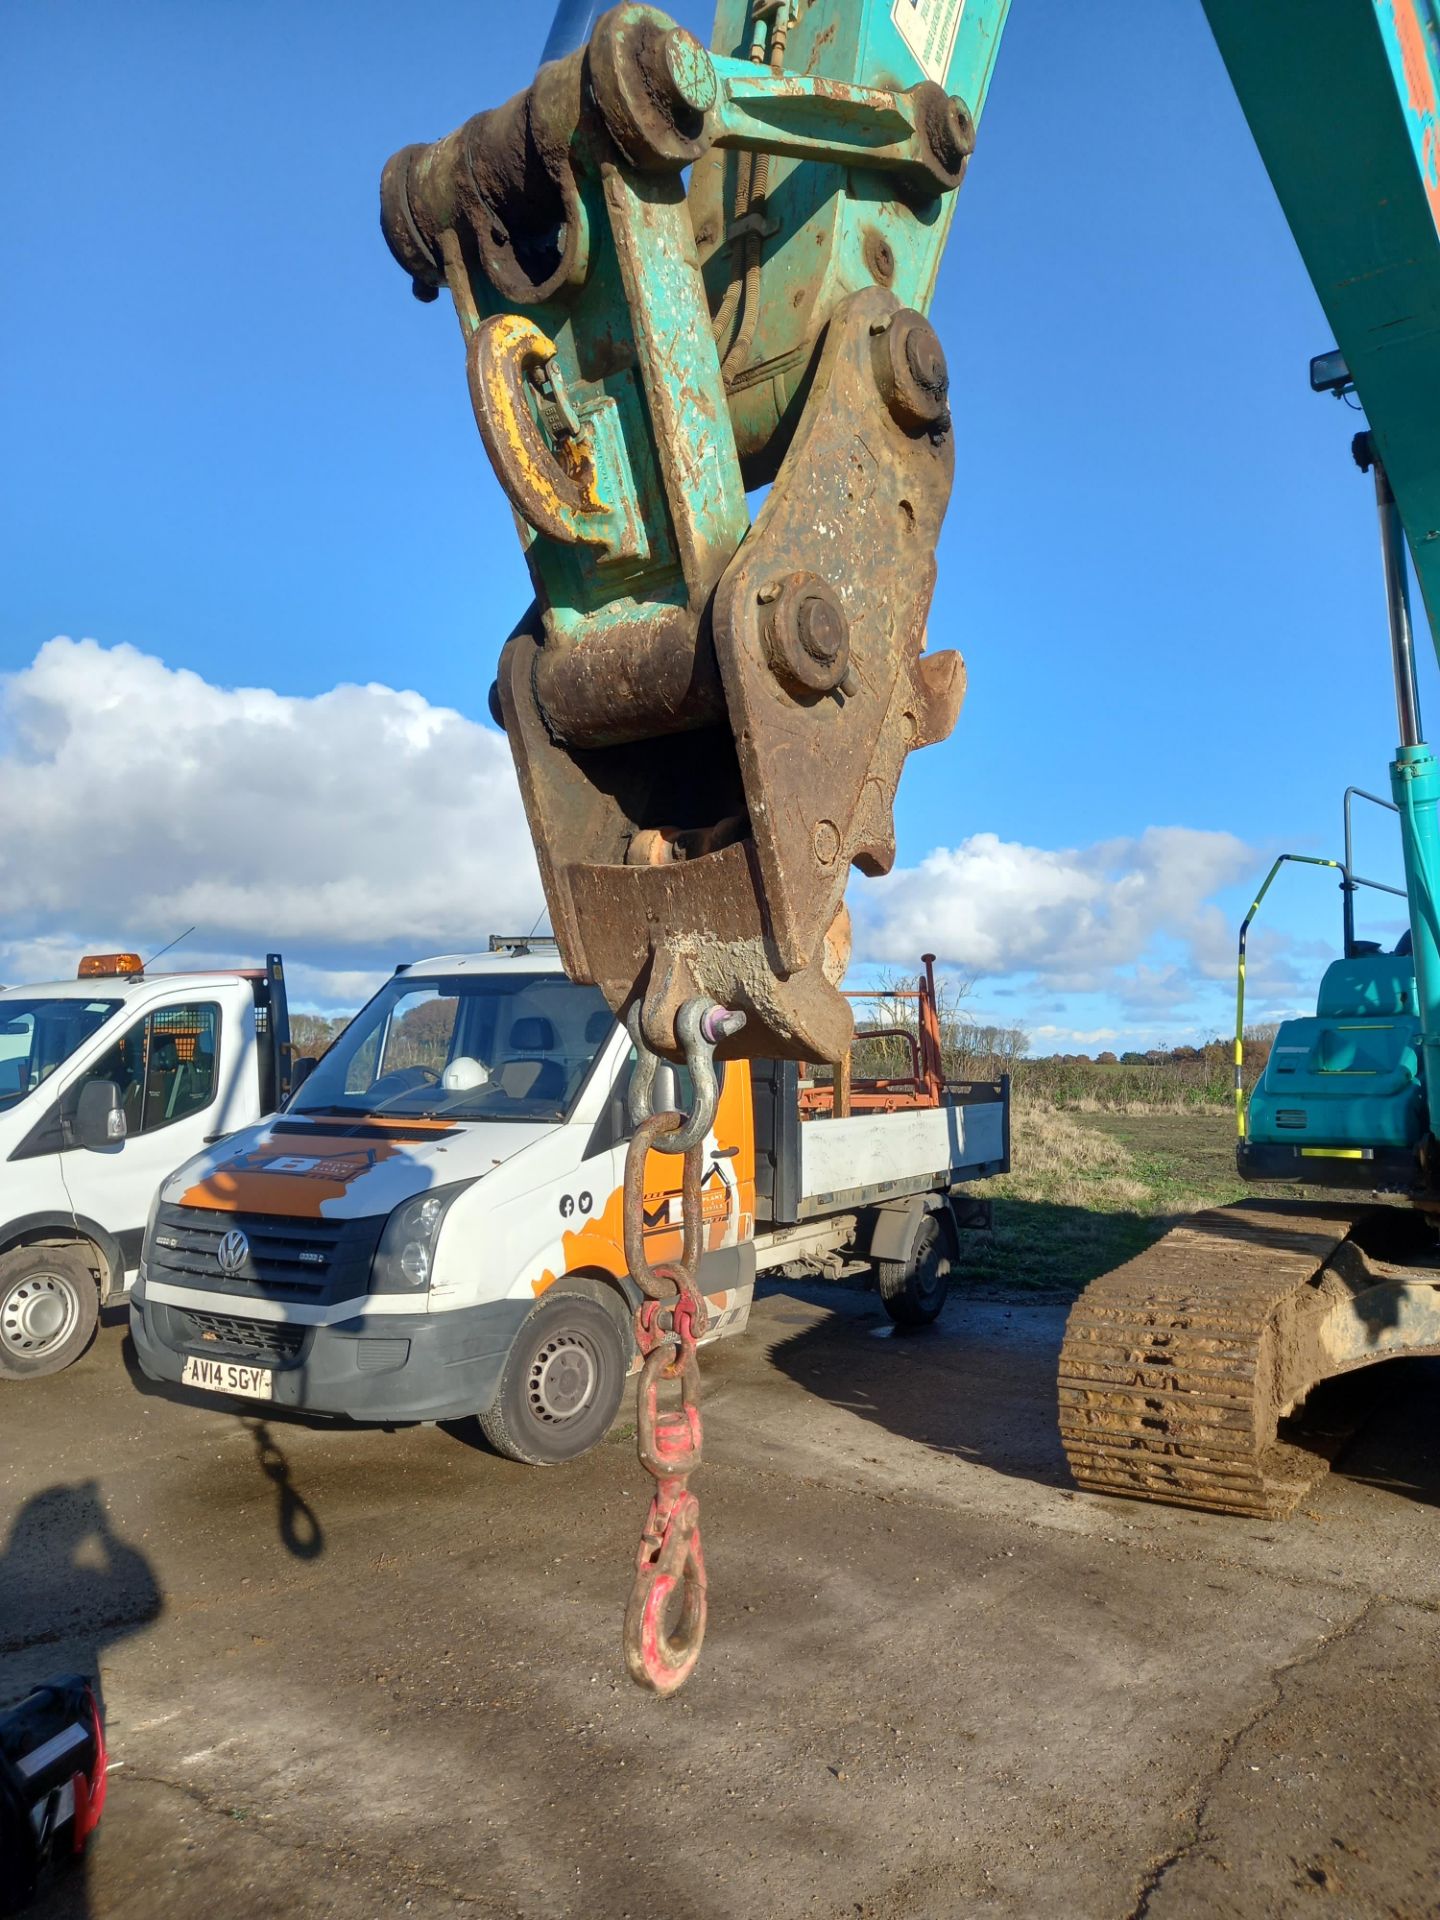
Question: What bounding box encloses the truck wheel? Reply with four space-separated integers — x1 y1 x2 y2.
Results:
876 1212 950 1329
0 1245 100 1378
477 1291 628 1466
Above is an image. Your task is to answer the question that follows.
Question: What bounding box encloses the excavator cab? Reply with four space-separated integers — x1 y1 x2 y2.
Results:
1241 943 1425 1190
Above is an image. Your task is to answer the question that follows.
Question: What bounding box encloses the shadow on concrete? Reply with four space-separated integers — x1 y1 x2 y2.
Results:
0 1479 162 1686
240 1419 325 1560
759 1271 1077 1491
0 1481 162 1918
118 1340 329 1554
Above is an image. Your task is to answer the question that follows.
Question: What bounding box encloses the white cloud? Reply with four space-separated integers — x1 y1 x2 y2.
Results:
0 641 1280 1048
284 963 391 1009
0 639 542 1003
856 826 1256 995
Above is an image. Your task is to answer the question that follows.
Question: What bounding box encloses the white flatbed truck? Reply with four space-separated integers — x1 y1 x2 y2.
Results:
130 940 1008 1462
0 952 292 1378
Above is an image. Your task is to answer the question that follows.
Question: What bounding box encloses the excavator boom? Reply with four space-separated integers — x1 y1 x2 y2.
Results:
382 1 1440 1595
1202 0 1440 642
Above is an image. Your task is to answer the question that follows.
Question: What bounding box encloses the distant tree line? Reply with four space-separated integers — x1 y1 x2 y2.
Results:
290 1012 350 1060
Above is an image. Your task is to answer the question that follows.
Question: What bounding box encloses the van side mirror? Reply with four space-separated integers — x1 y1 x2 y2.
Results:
75 1080 126 1149
288 1057 317 1102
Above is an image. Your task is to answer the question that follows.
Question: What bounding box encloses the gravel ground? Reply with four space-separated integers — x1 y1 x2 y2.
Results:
2 1282 1437 1920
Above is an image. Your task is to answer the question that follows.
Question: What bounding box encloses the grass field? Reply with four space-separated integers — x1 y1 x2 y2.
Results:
965 1105 1329 1295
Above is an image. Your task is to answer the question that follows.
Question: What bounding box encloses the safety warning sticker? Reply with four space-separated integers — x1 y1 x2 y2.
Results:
891 0 966 85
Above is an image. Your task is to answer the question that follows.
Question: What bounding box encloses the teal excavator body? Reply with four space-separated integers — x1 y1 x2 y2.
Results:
1243 943 1426 1187
1209 1 1440 1191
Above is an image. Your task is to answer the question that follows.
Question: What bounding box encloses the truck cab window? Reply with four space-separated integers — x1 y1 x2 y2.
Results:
381 990 460 1080
67 1003 221 1139
0 998 121 1112
292 974 612 1122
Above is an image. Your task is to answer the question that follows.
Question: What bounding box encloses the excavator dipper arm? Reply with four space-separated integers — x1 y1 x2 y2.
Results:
381 1 1009 1064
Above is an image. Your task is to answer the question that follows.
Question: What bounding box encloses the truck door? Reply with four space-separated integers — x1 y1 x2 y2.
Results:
53 998 228 1281
634 1057 755 1266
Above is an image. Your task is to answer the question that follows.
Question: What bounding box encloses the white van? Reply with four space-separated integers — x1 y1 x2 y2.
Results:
130 941 1008 1462
0 953 291 1378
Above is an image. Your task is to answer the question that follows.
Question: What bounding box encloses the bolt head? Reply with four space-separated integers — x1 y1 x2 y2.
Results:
761 572 851 697
812 820 842 868
920 88 975 183
864 230 896 286
875 310 951 433
904 327 948 402
797 595 845 665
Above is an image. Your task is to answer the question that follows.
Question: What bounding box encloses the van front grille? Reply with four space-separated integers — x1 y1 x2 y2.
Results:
149 1204 384 1305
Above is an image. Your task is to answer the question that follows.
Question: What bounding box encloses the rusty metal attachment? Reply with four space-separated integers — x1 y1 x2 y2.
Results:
382 3 987 1062
708 285 966 1007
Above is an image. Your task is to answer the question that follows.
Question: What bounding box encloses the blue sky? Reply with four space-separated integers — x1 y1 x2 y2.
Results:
2 1 1422 1045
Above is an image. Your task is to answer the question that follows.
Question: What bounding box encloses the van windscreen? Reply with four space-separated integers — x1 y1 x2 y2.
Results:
288 974 613 1123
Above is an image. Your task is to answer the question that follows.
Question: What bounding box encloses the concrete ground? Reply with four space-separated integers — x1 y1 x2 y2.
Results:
2 1282 1438 1920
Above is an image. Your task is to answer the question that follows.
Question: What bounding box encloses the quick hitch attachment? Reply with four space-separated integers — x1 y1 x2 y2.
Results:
382 2 1001 1061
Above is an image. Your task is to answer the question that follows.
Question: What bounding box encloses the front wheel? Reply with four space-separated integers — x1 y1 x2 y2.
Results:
477 1291 629 1465
876 1212 951 1329
0 1245 100 1379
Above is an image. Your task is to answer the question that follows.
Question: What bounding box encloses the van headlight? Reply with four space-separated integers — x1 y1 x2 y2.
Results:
370 1182 469 1293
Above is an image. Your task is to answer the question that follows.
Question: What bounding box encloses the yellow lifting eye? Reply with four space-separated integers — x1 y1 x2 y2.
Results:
466 314 609 547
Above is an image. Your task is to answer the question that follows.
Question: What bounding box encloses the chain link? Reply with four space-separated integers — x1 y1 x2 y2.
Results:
619 997 743 1696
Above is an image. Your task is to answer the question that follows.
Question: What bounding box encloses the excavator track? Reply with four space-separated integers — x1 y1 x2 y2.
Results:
1058 1199 1379 1519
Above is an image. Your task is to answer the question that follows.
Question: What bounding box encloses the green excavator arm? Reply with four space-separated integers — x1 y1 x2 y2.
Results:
383 1 1440 1079
381 2 1011 1065
1201 3 1440 1152
1201 0 1440 646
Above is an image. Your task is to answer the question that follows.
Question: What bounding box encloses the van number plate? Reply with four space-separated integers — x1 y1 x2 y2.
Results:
181 1354 274 1400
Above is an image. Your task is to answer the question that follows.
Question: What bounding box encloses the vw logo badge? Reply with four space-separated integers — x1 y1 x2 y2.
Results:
216 1228 251 1277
